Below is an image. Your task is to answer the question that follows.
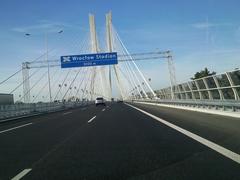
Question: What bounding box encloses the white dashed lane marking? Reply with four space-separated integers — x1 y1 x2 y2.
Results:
88 116 96 123
0 123 33 134
62 112 72 115
11 168 32 180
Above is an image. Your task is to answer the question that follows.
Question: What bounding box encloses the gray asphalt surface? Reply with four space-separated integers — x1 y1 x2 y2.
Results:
0 102 239 180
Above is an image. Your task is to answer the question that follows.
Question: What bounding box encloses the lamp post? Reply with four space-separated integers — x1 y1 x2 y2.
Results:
25 30 63 103
74 86 77 101
58 84 62 101
46 30 63 103
69 87 72 101
45 32 51 102
64 83 67 102
148 78 151 82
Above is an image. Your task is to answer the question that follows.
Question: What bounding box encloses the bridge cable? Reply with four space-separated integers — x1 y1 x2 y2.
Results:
19 70 48 102
113 26 154 98
32 68 59 103
9 68 40 94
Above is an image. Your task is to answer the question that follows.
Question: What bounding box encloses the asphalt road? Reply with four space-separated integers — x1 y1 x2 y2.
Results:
0 102 239 180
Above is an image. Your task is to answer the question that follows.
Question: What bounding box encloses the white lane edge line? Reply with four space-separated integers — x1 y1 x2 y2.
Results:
0 123 33 134
63 111 72 115
88 116 96 123
125 103 240 164
11 168 32 180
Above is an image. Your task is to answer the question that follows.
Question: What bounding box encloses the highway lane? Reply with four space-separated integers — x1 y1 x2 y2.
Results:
0 104 105 179
0 102 239 179
131 102 240 155
0 107 84 131
23 103 240 179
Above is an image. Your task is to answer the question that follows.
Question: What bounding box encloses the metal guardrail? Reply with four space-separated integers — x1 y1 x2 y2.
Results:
134 99 240 112
0 101 93 121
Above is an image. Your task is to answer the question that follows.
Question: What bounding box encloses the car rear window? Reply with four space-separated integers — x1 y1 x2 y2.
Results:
96 97 103 100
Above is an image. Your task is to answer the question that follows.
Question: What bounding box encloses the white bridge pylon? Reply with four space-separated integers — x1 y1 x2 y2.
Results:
73 11 158 101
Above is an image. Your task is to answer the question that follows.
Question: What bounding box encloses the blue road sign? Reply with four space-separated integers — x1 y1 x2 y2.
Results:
61 52 118 68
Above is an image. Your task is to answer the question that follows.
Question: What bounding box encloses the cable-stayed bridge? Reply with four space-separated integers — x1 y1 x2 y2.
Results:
0 12 240 180
0 12 175 104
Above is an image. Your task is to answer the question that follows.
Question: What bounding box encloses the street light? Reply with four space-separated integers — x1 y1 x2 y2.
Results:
73 86 77 101
69 87 72 101
58 84 62 101
25 30 63 103
46 30 63 103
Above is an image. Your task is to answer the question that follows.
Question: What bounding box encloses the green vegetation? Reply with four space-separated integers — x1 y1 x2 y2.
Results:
191 68 216 80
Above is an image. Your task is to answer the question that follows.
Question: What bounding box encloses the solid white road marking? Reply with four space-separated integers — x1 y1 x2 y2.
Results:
11 168 32 180
62 111 72 115
125 103 240 164
0 123 33 134
102 108 105 112
88 116 96 123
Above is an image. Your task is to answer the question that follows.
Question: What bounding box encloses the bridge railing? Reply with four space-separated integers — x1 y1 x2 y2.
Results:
154 69 240 101
134 69 240 112
0 101 92 122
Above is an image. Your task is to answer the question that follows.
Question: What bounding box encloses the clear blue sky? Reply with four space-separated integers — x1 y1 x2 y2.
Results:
0 0 240 89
